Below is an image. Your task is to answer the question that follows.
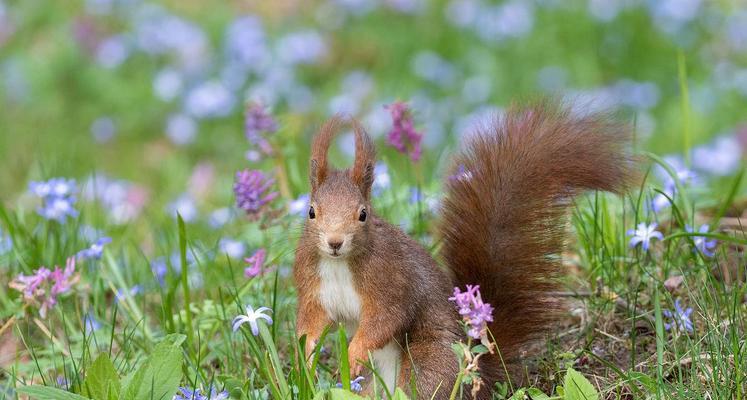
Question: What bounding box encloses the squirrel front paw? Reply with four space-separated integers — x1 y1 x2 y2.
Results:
347 341 369 377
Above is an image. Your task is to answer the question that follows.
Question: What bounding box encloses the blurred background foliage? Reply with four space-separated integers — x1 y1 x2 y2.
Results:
1 0 745 204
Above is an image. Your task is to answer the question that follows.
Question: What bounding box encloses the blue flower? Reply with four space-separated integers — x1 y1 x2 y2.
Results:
174 386 229 400
372 162 391 196
208 208 233 228
627 222 664 251
77 237 112 260
167 193 198 222
336 376 365 392
0 227 13 255
276 30 327 65
151 258 168 286
90 116 116 143
29 178 79 223
166 113 198 146
288 193 309 217
663 299 694 333
84 312 101 334
232 305 273 336
115 285 142 303
218 238 246 259
685 224 717 257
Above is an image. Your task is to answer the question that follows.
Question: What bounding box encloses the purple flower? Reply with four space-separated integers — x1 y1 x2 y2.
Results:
685 224 717 257
29 178 79 223
77 237 112 260
244 248 267 278
174 386 229 400
627 222 664 251
663 299 694 332
385 102 423 162
244 102 277 157
232 305 273 335
233 169 278 218
9 257 79 317
449 285 494 339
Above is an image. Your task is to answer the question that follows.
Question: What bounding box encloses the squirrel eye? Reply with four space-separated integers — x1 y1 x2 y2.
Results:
308 206 316 219
358 208 367 222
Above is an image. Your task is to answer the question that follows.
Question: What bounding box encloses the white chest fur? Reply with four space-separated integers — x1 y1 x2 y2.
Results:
317 258 400 391
317 258 362 323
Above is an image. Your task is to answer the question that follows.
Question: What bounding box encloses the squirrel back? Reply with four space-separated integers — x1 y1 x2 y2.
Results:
439 100 636 361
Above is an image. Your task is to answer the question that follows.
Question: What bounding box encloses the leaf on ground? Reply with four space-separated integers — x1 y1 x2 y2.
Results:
17 386 91 400
119 334 184 400
563 368 599 400
328 388 369 400
82 353 121 400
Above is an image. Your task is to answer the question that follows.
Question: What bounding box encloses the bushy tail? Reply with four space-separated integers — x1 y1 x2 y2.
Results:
439 100 636 361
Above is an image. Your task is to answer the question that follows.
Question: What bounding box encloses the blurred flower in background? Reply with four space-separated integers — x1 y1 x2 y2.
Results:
29 179 79 223
218 238 246 259
244 248 267 278
77 237 112 260
685 225 717 258
385 102 423 162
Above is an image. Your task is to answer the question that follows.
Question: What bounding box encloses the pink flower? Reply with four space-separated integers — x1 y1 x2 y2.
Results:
10 257 79 318
385 102 423 162
244 248 267 278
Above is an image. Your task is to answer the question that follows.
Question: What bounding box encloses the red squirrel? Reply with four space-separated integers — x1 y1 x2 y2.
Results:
293 102 635 399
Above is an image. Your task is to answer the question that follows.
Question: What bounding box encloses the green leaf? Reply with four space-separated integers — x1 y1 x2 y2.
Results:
508 388 550 400
17 386 91 400
391 388 411 400
119 334 184 400
338 324 351 392
82 353 121 400
328 388 369 400
563 368 599 400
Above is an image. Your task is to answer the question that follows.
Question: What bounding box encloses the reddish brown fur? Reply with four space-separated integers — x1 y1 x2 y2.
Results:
294 101 635 399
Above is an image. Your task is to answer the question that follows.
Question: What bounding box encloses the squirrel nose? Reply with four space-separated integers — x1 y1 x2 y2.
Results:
327 239 344 251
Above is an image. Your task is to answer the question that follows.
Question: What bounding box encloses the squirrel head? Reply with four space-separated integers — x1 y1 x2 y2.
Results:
306 117 376 259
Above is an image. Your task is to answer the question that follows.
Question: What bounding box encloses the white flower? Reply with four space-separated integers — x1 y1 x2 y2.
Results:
232 305 273 336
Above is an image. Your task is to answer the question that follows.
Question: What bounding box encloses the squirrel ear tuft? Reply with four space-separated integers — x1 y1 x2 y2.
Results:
350 120 376 199
309 159 320 191
309 117 343 191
